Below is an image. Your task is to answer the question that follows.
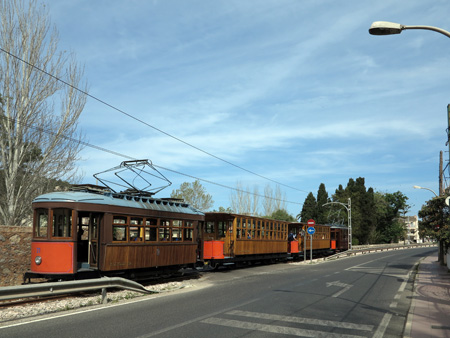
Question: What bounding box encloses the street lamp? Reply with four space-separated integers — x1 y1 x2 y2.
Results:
413 185 438 197
369 21 450 39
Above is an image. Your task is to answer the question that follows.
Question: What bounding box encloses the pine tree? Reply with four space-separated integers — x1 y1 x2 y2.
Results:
316 183 329 224
298 192 317 222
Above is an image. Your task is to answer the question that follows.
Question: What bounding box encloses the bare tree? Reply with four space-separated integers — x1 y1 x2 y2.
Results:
230 181 250 215
0 0 87 225
274 185 287 211
250 185 260 216
263 184 275 216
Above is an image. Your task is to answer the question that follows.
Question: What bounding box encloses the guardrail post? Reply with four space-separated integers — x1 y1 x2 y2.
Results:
102 288 107 304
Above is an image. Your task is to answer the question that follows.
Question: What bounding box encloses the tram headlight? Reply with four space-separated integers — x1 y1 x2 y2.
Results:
35 256 42 265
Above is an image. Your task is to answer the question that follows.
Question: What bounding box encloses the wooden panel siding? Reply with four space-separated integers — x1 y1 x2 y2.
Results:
102 243 197 271
232 239 287 256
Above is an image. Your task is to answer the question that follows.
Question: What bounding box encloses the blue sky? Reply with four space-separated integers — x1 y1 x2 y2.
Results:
44 0 450 218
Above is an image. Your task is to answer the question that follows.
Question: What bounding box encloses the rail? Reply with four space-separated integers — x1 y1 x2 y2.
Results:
324 242 437 261
0 277 153 303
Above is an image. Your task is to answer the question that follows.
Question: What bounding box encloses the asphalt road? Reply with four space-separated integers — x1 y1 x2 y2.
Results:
0 247 436 338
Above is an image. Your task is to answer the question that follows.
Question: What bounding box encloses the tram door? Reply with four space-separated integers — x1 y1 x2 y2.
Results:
89 213 101 268
77 212 101 269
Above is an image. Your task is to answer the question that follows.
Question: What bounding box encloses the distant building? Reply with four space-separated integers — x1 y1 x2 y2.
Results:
400 215 420 243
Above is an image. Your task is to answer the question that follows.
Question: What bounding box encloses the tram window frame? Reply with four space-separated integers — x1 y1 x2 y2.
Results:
145 218 158 242
218 221 226 238
184 221 193 242
129 217 144 242
206 221 215 234
172 220 182 241
34 209 49 238
113 215 128 242
159 220 171 241
236 218 241 239
52 208 72 238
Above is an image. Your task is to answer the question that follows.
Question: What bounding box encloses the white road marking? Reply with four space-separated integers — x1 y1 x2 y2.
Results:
326 280 353 298
227 310 374 331
372 313 392 338
201 317 367 338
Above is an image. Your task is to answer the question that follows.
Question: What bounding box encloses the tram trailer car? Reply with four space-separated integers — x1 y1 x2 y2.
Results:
287 223 333 258
330 224 349 252
25 185 204 282
200 213 291 268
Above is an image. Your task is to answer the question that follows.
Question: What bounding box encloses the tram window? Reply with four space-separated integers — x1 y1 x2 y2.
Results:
145 227 157 241
183 221 193 242
218 221 226 237
52 209 72 238
35 209 48 238
130 217 143 225
113 216 127 224
130 226 144 241
113 226 127 241
206 221 214 234
172 227 181 241
159 227 170 241
145 218 157 226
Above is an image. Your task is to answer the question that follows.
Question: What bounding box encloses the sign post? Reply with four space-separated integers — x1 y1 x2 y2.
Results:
307 219 315 264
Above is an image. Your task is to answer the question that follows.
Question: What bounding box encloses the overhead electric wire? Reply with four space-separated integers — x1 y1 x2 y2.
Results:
0 46 309 195
2 115 302 206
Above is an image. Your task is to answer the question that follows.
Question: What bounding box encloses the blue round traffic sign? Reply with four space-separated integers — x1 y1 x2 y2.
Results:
307 227 315 235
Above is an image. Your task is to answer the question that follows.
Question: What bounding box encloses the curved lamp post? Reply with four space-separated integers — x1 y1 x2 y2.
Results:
369 21 450 39
413 185 438 197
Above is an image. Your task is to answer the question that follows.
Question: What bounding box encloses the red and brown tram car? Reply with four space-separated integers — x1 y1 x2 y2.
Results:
330 224 349 252
287 223 333 258
200 213 290 267
25 185 204 281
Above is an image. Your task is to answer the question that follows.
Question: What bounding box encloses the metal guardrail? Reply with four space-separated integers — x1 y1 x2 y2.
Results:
0 277 153 303
324 243 437 261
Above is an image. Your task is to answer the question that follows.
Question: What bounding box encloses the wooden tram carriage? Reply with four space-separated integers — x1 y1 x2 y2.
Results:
330 224 349 252
288 223 332 258
25 185 204 281
200 213 290 267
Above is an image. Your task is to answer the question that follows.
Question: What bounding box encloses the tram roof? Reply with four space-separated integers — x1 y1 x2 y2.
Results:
32 190 204 216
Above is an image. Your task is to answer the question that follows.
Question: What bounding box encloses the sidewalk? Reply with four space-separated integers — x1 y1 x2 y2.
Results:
405 253 450 338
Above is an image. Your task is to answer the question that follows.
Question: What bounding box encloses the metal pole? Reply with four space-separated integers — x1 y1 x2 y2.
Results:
303 229 306 262
310 234 313 264
348 198 352 250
